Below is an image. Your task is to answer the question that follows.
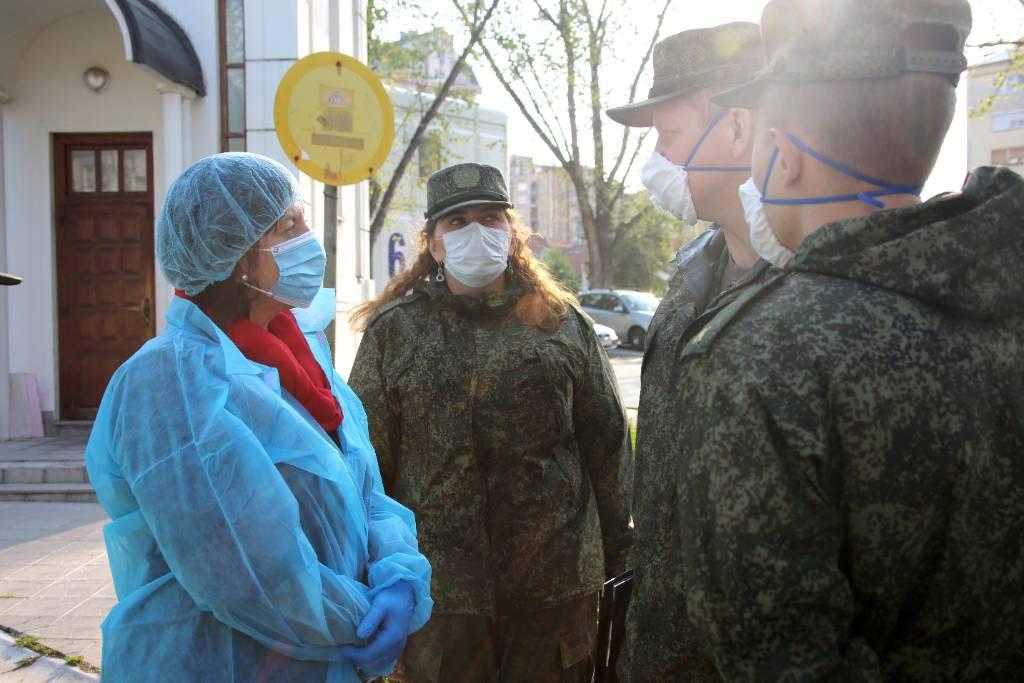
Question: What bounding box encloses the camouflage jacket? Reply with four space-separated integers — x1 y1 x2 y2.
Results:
623 227 769 682
349 282 632 618
664 167 1024 680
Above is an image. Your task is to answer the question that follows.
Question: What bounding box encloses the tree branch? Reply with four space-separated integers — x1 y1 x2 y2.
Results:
610 129 650 208
466 18 570 166
369 0 502 250
609 0 672 182
612 207 646 246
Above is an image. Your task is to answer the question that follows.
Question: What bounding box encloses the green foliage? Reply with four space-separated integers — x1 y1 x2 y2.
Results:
14 634 61 658
610 193 681 296
65 656 84 667
543 248 582 292
14 656 39 670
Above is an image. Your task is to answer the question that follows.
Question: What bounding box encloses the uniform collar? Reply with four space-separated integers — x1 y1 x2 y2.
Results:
424 280 523 317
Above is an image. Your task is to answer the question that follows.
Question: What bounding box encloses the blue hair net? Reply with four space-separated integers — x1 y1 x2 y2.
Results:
157 152 301 295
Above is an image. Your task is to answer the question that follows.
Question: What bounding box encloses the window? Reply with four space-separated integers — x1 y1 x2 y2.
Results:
620 292 659 313
579 294 599 309
600 294 624 312
220 0 246 152
992 146 1024 165
992 110 1024 132
68 147 149 194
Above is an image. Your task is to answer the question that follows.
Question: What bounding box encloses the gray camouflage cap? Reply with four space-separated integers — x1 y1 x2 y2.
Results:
714 0 972 108
606 22 762 128
425 163 513 221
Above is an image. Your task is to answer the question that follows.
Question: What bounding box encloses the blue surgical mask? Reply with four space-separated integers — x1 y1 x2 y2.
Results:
245 232 326 308
758 131 923 210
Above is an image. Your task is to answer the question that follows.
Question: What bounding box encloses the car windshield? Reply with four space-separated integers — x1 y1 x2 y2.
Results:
620 293 658 313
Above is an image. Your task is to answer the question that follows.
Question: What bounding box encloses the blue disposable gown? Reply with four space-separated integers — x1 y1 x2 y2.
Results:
85 289 433 682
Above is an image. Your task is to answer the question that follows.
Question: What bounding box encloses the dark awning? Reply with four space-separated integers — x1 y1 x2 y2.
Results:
108 0 206 97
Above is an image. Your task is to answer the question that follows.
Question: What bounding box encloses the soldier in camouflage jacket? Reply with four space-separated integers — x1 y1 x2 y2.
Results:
606 21 768 681
349 163 632 682
656 0 1024 679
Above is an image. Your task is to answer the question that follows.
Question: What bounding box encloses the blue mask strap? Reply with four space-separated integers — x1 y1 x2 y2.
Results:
683 108 752 174
761 132 922 209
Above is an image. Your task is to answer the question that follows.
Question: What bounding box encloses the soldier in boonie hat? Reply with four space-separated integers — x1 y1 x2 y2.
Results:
424 162 512 221
607 22 762 128
607 22 775 683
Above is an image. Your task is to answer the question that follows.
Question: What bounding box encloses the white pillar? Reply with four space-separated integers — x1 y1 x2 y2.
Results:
157 83 196 179
0 92 10 441
155 83 196 333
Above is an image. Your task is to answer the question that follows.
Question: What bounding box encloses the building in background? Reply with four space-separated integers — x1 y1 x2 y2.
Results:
967 53 1024 176
372 29 507 284
0 0 371 440
509 155 586 247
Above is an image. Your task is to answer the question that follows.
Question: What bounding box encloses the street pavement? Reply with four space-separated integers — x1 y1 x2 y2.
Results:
0 503 109 676
0 348 644 678
608 347 643 414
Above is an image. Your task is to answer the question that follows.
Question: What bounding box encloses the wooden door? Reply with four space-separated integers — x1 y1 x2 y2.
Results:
54 133 155 420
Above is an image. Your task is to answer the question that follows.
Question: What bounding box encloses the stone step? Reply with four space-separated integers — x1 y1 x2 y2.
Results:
54 421 94 438
0 461 89 485
0 483 97 503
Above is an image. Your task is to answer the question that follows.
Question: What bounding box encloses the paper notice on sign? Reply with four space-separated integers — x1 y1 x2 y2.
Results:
275 53 394 186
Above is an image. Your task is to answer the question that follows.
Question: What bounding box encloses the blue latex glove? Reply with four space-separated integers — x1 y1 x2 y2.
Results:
341 581 416 675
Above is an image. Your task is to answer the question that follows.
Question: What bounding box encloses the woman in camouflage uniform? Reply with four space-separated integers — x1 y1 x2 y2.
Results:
349 162 632 682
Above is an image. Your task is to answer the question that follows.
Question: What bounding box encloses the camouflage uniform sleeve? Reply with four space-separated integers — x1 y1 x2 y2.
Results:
677 365 883 681
348 320 400 491
572 309 634 578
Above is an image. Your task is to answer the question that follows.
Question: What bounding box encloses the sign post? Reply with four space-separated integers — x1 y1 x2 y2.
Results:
274 52 394 354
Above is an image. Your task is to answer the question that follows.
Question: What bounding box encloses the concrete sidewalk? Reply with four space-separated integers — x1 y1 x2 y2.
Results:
0 503 110 675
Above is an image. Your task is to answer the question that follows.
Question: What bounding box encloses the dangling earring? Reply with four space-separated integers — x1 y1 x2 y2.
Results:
435 262 446 282
506 259 515 277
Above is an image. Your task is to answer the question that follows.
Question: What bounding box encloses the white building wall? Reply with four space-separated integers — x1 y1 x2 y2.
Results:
372 88 508 287
1 0 371 431
4 10 171 419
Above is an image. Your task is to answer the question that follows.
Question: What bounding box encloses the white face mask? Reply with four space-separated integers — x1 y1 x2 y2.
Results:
441 222 511 289
641 152 699 225
739 177 794 269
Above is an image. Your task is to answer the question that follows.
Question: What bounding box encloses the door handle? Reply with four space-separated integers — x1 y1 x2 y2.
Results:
143 297 151 327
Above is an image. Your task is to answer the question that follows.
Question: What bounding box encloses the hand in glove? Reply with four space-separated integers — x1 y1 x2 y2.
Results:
341 581 415 675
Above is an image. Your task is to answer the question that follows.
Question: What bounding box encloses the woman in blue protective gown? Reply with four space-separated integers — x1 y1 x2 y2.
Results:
85 152 432 682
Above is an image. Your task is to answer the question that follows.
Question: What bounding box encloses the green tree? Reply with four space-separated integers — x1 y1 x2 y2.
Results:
542 248 581 292
460 0 676 287
610 194 677 295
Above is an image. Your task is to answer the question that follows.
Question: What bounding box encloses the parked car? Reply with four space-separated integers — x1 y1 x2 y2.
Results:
579 289 659 350
593 322 620 350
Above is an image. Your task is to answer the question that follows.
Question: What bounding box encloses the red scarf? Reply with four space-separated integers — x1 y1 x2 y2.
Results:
176 291 343 433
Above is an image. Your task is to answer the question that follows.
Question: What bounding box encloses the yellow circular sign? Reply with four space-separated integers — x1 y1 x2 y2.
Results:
274 52 394 186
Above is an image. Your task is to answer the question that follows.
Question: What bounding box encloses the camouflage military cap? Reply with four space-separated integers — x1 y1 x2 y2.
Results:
714 0 972 108
425 163 513 221
606 22 762 128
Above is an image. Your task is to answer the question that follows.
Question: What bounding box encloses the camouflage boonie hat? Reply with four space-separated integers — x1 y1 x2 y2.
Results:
714 0 972 108
606 22 762 128
0 272 21 286
425 163 513 221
